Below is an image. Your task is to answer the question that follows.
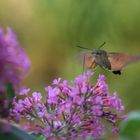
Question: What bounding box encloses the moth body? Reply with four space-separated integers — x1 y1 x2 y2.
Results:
79 48 140 75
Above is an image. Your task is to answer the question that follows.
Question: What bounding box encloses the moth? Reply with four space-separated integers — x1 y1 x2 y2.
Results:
78 42 140 75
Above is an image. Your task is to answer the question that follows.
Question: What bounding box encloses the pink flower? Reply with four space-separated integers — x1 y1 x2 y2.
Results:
10 71 125 140
0 27 30 92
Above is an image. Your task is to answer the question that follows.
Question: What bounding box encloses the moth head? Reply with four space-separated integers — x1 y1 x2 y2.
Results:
92 49 107 56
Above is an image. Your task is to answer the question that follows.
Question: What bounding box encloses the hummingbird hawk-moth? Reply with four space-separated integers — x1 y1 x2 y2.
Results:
78 42 140 75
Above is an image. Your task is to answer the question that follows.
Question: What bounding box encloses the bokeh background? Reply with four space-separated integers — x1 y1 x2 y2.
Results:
0 0 140 139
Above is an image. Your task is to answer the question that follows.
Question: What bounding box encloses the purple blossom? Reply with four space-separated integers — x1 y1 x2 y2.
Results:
73 95 84 105
111 92 125 111
42 126 51 137
10 71 125 140
32 92 42 102
57 99 72 114
74 75 86 85
112 127 119 133
59 80 69 94
37 111 45 118
23 97 32 108
19 88 30 95
53 78 61 85
95 96 103 104
45 86 60 104
85 71 94 77
45 86 60 98
0 27 30 92
92 105 103 116
68 87 79 97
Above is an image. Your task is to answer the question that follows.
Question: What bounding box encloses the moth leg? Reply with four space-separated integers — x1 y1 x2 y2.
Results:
89 60 97 69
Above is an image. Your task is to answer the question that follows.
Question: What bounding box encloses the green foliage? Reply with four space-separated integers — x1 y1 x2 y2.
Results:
34 134 46 140
120 111 140 140
5 83 15 100
0 122 38 140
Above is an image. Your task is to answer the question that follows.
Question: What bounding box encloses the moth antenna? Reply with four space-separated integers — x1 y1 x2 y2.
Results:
76 45 93 51
98 42 106 49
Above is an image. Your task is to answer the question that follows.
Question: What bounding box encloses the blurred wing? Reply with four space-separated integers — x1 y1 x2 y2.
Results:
78 51 98 69
108 52 140 71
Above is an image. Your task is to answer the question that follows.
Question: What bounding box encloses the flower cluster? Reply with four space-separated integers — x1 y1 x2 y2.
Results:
11 71 125 139
0 27 30 120
0 27 30 92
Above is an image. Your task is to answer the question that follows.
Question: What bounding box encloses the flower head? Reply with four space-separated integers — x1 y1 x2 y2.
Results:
0 27 30 92
10 71 125 140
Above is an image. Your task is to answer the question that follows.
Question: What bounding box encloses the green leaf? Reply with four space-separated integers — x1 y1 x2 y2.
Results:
120 111 140 140
0 121 38 140
5 83 15 99
34 134 46 140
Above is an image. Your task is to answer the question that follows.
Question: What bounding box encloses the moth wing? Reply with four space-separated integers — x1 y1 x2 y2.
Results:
108 52 140 71
78 51 98 69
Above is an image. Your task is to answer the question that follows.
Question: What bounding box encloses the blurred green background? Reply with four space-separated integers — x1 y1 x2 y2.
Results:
0 0 140 139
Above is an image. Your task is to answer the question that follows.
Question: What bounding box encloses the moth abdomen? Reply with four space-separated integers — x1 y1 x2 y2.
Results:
112 71 121 75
